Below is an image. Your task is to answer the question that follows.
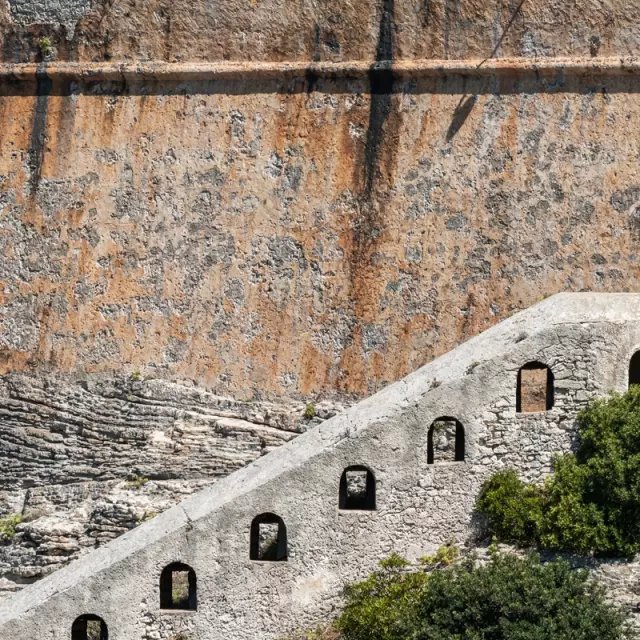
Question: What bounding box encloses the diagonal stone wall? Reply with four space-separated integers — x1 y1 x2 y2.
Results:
1 293 639 639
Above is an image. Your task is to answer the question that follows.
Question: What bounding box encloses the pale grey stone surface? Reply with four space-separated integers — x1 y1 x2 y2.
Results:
1 293 640 638
7 0 92 28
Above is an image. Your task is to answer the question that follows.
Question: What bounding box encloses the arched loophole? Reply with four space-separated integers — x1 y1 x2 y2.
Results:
629 351 640 387
428 417 465 464
250 513 287 561
339 466 376 510
517 362 554 413
71 615 108 640
159 562 197 610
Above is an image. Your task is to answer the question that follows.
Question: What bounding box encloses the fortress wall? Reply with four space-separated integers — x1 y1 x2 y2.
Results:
2 72 640 400
0 0 638 63
0 294 638 639
2 0 640 618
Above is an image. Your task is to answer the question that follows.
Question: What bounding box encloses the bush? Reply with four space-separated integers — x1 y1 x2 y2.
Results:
337 554 427 640
336 553 631 640
477 386 640 556
0 514 22 544
476 470 543 545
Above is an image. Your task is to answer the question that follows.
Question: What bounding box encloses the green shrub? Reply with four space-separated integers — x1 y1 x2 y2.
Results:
420 540 460 568
336 553 427 640
38 36 52 57
124 474 149 489
0 514 21 543
336 553 631 640
478 386 640 556
476 469 544 545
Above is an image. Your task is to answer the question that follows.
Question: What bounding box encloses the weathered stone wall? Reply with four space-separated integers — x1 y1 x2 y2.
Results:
0 0 638 63
1 0 640 402
1 0 640 630
1 294 639 640
3 70 640 401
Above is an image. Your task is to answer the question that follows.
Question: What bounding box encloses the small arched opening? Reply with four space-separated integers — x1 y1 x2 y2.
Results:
250 513 287 561
71 615 108 640
427 417 465 464
159 562 197 610
629 351 640 387
339 466 376 511
517 362 554 413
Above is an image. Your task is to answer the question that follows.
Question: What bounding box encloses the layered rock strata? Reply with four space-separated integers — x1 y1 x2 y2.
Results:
0 373 344 595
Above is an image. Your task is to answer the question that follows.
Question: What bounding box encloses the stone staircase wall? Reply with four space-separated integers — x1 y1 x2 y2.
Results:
0 293 639 639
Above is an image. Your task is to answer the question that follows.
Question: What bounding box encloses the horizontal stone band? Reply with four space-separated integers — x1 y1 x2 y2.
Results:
1 56 640 81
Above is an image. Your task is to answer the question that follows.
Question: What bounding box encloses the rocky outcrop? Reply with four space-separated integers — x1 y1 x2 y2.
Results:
0 373 345 595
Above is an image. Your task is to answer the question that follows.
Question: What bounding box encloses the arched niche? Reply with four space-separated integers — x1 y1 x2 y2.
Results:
250 513 288 561
159 562 197 610
339 465 376 511
629 350 640 387
517 362 554 413
427 417 465 464
71 615 108 640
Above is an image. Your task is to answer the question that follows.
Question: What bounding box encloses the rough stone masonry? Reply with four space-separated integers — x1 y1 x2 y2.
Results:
2 0 640 630
1 293 640 639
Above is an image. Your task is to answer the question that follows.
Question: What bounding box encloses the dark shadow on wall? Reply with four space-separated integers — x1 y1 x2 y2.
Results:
446 94 477 141
477 0 527 68
27 68 52 194
361 0 395 199
0 72 639 97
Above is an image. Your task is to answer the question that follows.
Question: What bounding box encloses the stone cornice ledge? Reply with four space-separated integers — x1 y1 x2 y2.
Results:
1 56 640 81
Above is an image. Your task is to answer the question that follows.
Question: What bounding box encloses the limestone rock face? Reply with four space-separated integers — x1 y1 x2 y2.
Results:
0 373 344 596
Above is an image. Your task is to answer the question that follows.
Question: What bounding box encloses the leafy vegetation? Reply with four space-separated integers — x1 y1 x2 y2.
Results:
420 539 460 568
476 469 544 545
0 513 21 543
304 402 316 419
124 474 149 489
478 386 640 556
334 552 630 640
38 36 52 57
337 553 428 640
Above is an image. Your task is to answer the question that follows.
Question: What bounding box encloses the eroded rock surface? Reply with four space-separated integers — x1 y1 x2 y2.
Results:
0 373 345 595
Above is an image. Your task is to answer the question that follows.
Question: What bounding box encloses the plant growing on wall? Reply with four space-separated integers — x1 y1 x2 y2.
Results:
477 385 640 556
304 402 316 419
124 474 149 489
0 514 22 544
307 551 630 640
37 36 53 58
